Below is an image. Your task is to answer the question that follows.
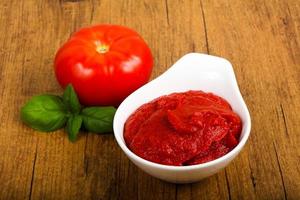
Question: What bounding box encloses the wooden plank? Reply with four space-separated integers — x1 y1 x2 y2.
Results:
201 0 300 199
272 1 300 199
0 0 92 199
27 0 94 199
83 1 176 199
0 1 40 199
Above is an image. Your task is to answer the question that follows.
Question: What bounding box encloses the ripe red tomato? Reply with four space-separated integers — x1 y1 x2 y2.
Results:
54 25 153 106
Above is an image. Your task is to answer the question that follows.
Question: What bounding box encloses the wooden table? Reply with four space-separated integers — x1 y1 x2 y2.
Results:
0 0 299 199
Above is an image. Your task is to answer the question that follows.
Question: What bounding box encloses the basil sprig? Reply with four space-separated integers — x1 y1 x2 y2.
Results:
21 85 116 142
82 107 116 133
21 95 68 132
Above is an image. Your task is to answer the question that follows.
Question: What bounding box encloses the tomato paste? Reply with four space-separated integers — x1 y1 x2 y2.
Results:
124 91 242 166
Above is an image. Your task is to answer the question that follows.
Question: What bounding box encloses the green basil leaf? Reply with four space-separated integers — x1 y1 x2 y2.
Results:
81 107 116 133
66 114 83 142
63 84 81 114
21 95 68 132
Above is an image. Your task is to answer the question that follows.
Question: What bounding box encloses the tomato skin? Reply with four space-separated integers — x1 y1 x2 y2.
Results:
54 25 153 106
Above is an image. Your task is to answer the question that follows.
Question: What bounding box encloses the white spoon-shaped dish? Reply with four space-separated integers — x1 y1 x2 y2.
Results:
113 53 251 183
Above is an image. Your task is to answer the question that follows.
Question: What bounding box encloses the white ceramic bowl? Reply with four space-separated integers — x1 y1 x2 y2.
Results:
113 53 251 183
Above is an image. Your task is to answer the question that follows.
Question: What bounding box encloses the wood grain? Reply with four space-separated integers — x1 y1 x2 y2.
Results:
0 0 299 199
200 1 300 199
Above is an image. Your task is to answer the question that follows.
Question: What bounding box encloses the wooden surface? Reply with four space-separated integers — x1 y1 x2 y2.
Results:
0 0 299 199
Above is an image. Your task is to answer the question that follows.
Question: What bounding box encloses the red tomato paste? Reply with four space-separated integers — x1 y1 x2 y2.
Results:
124 91 242 166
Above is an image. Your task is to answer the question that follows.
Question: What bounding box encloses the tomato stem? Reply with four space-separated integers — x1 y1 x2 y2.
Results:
96 44 109 54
